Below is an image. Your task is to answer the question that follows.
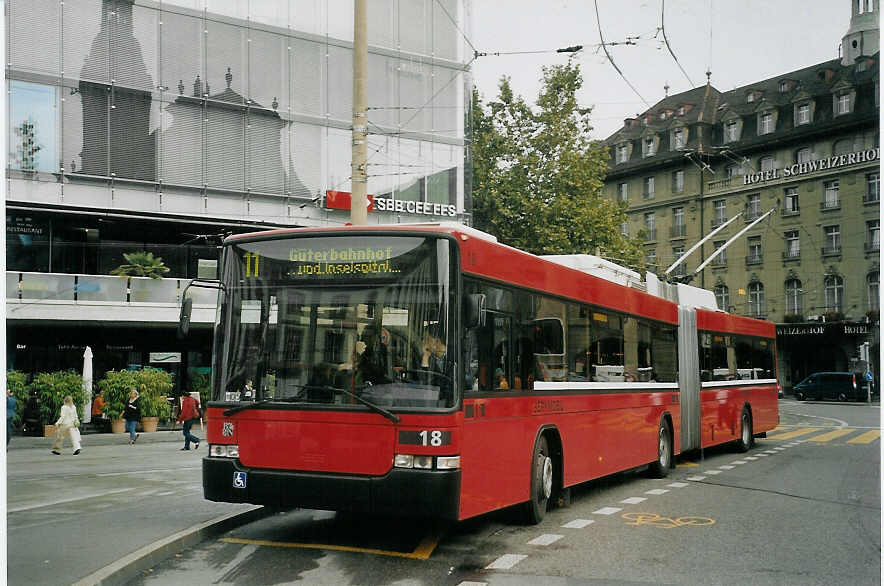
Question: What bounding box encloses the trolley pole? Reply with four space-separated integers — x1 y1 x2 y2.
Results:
350 0 368 225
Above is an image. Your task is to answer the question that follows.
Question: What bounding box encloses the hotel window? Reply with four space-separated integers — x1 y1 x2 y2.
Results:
835 93 851 115
759 112 774 135
823 225 841 255
714 284 729 310
618 182 628 202
643 176 655 199
746 193 761 220
747 92 756 103
784 187 800 214
713 199 727 226
795 148 811 164
644 212 656 240
759 156 775 173
747 236 762 264
866 173 879 202
672 206 685 237
868 272 879 311
712 240 727 265
672 128 685 150
724 121 739 142
824 275 844 313
617 144 629 164
796 103 811 125
867 220 880 251
672 170 684 193
646 249 657 269
779 81 789 93
677 106 685 116
671 246 686 276
785 278 803 315
748 282 765 316
644 136 657 157
823 179 840 209
784 231 800 259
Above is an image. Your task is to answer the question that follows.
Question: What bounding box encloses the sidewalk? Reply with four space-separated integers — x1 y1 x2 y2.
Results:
7 429 269 586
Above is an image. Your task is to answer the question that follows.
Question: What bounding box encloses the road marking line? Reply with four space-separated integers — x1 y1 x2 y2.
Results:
645 489 669 495
704 470 722 475
718 465 735 470
592 507 622 515
528 534 563 546
764 450 777 454
730 461 747 465
756 453 769 457
562 519 594 529
486 554 527 570
221 531 441 560
773 447 786 451
667 482 689 488
744 456 758 460
767 427 824 441
621 497 647 504
807 428 855 442
458 582 488 586
685 476 706 481
847 430 881 444
8 488 137 513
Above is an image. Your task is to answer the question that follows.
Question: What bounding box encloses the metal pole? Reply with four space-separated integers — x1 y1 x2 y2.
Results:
350 0 368 225
694 208 776 274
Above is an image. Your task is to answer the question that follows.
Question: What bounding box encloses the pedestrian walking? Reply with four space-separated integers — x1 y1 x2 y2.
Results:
7 389 17 447
51 395 82 455
123 389 141 445
175 392 201 450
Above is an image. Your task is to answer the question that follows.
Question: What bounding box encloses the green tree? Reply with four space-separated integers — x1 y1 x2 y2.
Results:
110 251 170 279
471 61 644 269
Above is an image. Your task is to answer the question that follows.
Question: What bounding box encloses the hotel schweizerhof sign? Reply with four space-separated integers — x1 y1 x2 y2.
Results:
743 148 879 185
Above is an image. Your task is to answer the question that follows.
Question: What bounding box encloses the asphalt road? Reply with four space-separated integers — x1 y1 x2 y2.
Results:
126 399 881 586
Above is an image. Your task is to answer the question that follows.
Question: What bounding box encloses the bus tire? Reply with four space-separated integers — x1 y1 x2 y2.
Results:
524 435 552 524
737 407 753 452
647 419 672 478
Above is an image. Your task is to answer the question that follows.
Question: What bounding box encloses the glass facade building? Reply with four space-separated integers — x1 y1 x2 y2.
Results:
6 0 473 379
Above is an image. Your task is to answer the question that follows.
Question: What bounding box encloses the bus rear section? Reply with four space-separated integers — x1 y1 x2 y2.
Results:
201 229 464 519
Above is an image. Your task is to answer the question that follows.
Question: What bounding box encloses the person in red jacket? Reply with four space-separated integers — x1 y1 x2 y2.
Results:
176 393 201 451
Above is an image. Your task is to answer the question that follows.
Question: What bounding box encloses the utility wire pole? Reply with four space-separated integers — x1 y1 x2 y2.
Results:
351 0 368 225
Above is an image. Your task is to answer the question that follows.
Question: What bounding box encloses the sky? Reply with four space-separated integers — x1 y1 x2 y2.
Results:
468 0 853 140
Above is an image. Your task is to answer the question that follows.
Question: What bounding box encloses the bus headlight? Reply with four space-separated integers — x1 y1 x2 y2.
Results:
210 444 239 458
436 456 460 470
393 454 460 469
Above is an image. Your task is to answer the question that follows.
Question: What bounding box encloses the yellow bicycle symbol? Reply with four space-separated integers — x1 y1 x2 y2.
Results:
622 512 715 529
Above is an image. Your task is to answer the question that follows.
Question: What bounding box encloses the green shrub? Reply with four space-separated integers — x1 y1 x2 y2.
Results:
97 370 138 421
7 370 29 425
188 372 212 409
30 371 85 424
135 368 173 422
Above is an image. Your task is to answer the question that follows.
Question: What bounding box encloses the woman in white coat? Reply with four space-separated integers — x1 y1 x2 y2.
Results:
51 395 82 455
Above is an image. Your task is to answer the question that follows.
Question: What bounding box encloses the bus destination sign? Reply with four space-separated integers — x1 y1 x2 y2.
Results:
286 245 402 278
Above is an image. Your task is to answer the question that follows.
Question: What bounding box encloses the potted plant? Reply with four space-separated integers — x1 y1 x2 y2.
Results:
30 371 85 437
134 368 173 432
97 370 138 434
110 251 170 279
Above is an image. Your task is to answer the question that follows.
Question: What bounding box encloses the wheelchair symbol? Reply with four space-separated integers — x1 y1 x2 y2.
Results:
233 471 247 489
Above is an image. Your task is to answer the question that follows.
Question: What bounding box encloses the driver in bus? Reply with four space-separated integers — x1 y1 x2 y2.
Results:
239 380 255 401
420 330 447 372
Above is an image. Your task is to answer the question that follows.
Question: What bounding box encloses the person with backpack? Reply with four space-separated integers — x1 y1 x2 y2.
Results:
176 392 201 451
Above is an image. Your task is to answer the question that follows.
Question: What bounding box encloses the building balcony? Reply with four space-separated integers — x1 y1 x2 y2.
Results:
782 250 801 261
865 241 880 253
820 200 841 211
6 272 217 324
863 193 880 205
669 225 686 239
781 206 800 218
643 229 657 242
708 257 727 268
745 254 763 266
643 192 655 200
821 246 842 257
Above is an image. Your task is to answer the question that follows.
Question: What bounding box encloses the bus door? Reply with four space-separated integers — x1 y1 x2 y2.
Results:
678 306 701 452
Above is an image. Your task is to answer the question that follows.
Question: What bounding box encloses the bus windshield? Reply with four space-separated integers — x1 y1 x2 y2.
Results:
213 234 456 410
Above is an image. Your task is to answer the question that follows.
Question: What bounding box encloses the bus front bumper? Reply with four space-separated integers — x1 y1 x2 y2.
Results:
202 457 461 520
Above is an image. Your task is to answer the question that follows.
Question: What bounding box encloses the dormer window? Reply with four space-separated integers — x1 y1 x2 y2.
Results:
796 103 811 125
677 105 685 116
616 143 630 164
659 111 666 120
747 93 755 103
759 111 775 135
643 136 657 157
672 127 686 150
836 92 851 115
724 120 740 143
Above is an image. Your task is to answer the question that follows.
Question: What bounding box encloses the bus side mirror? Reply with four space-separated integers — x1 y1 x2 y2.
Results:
178 297 193 339
464 294 486 329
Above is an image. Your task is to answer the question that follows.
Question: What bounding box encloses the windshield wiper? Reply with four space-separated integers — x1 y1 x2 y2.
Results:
326 385 401 423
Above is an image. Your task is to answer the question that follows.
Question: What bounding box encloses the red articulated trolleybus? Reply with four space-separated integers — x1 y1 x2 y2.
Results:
190 223 779 523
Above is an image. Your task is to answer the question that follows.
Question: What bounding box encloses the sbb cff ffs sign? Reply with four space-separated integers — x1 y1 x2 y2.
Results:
325 190 456 217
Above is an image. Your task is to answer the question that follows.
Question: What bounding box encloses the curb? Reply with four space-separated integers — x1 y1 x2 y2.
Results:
72 505 273 586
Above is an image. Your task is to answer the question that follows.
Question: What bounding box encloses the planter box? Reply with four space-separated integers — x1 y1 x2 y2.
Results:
43 424 57 438
141 417 159 433
110 419 126 434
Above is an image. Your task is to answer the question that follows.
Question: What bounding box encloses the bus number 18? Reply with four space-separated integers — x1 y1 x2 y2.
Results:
419 430 443 446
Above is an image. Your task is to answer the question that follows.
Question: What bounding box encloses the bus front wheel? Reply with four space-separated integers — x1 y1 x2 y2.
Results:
524 435 553 524
647 419 672 478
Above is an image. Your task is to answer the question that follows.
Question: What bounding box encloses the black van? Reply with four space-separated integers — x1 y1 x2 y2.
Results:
793 372 861 402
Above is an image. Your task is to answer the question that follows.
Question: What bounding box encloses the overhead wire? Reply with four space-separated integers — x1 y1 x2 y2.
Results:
660 0 695 88
593 0 651 108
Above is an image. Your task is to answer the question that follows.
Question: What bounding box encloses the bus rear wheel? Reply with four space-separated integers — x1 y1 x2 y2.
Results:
647 419 672 478
737 408 753 452
524 435 553 524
